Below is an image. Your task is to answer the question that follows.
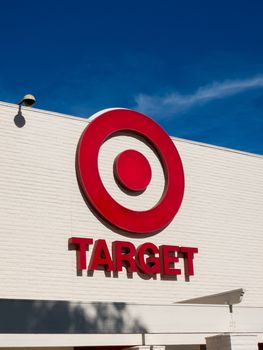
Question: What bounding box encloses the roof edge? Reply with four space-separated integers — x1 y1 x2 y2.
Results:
1 100 262 159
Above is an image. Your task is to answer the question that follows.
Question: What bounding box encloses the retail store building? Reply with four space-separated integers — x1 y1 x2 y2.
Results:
0 101 263 350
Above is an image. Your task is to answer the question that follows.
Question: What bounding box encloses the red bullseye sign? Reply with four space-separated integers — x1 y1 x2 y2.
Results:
77 109 184 234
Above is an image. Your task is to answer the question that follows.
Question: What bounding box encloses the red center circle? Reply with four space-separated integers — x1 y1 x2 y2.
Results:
114 150 152 192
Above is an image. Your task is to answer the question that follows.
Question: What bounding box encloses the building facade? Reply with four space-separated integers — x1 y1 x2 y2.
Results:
0 102 263 350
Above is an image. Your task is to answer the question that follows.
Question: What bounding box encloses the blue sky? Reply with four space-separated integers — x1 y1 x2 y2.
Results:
0 0 262 154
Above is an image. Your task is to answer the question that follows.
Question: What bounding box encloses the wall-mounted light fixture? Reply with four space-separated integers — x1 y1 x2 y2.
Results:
14 94 36 128
17 94 36 107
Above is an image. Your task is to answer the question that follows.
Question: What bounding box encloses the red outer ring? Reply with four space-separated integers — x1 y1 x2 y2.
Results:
77 109 185 234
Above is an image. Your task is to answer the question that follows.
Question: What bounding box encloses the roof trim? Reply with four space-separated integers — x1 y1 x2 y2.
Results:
1 101 262 159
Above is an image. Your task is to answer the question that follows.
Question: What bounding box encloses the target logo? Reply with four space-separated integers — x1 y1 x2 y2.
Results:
77 109 184 234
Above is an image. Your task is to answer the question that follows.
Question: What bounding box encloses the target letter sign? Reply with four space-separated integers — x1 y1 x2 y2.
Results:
69 109 198 278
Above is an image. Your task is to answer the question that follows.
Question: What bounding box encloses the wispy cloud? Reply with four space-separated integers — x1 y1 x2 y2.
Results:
135 76 263 118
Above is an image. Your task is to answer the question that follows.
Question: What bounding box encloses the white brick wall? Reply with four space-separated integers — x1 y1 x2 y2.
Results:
0 102 263 306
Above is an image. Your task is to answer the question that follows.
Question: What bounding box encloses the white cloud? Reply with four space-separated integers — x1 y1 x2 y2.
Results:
134 76 263 118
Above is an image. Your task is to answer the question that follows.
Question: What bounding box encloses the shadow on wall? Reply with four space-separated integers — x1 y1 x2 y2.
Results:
0 299 147 334
13 109 26 128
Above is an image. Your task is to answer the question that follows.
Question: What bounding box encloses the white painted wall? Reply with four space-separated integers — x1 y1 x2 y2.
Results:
0 102 263 309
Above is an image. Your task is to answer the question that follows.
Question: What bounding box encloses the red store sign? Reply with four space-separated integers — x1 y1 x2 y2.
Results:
69 109 198 278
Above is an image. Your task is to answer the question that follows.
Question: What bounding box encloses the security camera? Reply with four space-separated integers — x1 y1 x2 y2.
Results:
18 94 36 107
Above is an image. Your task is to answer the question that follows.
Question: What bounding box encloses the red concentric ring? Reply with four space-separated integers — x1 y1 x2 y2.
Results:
77 109 184 234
